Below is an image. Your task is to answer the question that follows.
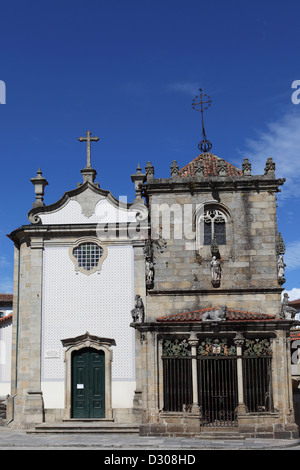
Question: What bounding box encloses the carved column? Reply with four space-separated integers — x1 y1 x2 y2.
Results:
234 332 247 414
188 333 200 413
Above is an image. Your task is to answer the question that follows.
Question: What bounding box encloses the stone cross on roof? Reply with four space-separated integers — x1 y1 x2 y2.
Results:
78 130 99 169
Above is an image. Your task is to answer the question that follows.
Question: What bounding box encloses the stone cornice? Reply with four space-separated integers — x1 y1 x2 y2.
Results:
143 175 286 195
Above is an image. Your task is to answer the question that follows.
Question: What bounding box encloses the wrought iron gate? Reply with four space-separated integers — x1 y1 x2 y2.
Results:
197 338 238 427
242 339 273 412
162 336 273 425
162 339 192 412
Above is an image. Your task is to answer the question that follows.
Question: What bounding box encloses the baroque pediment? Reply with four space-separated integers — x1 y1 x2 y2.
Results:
27 181 138 225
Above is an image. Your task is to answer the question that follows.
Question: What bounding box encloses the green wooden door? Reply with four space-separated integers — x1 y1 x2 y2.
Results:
72 348 105 418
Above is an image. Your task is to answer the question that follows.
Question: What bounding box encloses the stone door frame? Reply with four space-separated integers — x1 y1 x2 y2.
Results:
61 332 116 419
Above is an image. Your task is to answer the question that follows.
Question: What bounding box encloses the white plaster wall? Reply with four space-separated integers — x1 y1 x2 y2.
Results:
39 199 137 224
41 243 135 409
0 322 12 394
41 380 136 409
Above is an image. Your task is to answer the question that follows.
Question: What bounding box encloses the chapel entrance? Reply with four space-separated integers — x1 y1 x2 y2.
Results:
71 348 105 418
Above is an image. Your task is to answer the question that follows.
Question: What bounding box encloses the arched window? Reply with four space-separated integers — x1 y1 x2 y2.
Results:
201 208 227 245
203 209 226 245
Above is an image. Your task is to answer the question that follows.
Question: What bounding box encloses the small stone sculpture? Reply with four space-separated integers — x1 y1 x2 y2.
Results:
277 255 286 284
281 293 297 320
131 295 145 323
202 305 227 322
211 255 221 287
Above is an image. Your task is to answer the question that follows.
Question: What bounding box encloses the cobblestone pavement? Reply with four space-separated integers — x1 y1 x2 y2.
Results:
0 428 300 451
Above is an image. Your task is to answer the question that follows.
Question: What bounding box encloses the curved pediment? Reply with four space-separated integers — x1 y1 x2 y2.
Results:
27 182 140 225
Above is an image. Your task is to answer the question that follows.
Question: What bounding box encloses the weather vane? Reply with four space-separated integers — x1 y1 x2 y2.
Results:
192 88 212 153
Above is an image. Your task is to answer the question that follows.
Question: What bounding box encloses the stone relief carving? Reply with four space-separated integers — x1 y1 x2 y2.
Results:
131 295 145 323
202 305 227 322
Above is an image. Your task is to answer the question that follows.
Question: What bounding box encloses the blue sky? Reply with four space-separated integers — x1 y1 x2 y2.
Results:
0 0 300 299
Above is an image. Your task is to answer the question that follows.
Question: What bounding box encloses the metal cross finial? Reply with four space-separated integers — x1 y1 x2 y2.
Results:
192 88 212 153
78 130 99 168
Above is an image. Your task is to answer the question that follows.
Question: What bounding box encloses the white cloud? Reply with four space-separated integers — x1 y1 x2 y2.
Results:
240 110 300 200
282 288 300 301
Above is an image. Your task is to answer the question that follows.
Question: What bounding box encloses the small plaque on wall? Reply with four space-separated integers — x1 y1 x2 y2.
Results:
45 350 60 358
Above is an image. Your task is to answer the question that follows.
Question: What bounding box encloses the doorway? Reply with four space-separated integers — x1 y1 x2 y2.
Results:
72 348 105 418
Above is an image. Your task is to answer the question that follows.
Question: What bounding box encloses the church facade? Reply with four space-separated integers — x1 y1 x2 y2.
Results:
5 131 299 439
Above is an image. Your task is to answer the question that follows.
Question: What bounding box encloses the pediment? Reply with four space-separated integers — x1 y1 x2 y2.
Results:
27 182 139 225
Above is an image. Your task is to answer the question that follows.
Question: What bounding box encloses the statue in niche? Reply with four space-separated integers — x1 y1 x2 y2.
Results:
281 293 297 320
131 295 145 323
145 258 154 288
277 255 286 285
211 255 221 287
202 305 227 322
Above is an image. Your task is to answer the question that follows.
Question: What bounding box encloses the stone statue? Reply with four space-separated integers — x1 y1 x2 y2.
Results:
277 255 286 285
281 293 297 320
202 305 227 322
211 256 221 286
145 259 154 288
131 295 145 323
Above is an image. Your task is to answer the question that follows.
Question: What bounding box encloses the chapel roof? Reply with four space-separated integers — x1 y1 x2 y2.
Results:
179 152 243 178
157 307 276 323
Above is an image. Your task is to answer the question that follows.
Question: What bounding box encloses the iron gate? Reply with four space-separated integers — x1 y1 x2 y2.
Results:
197 338 238 427
162 337 273 424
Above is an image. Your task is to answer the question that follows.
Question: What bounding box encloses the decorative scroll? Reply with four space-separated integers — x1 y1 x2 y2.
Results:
197 338 236 356
243 339 272 357
162 339 191 357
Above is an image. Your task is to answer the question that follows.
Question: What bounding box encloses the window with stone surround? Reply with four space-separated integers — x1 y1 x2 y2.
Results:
69 238 108 275
202 208 226 245
73 243 103 271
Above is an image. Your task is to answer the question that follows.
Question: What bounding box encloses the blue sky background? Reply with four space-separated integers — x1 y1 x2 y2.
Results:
0 0 300 299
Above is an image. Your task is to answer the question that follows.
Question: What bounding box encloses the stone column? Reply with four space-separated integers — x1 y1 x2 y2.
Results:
234 332 247 414
188 333 200 413
23 238 45 427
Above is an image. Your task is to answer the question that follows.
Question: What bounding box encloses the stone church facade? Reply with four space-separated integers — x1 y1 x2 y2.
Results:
5 134 299 438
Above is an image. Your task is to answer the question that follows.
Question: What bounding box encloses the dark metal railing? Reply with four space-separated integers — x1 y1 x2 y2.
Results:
162 357 193 412
198 357 238 427
243 356 273 412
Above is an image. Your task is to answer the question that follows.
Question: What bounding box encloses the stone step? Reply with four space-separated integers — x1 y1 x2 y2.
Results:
27 420 140 434
198 430 245 440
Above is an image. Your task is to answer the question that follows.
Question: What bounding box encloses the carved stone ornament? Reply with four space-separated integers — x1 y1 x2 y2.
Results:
276 232 286 255
217 158 227 176
131 294 145 323
242 158 252 176
170 160 179 177
281 293 297 320
202 305 227 322
233 332 245 347
264 157 276 175
194 159 204 177
145 161 154 180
